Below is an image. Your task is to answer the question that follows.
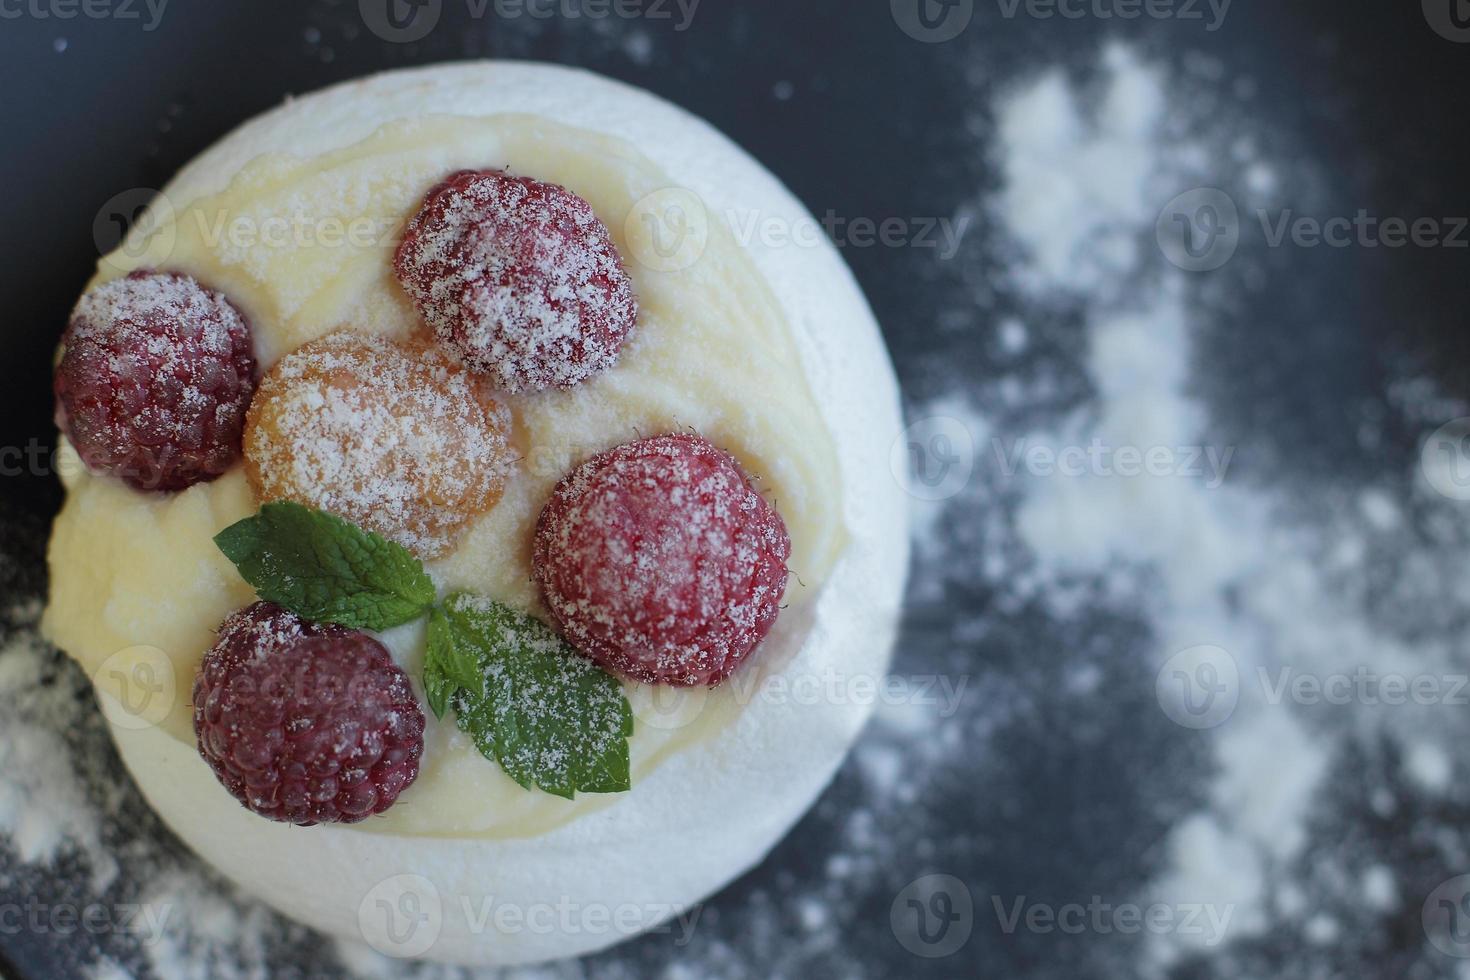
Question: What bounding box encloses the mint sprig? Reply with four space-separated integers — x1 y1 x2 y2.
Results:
215 502 634 798
215 502 435 631
433 595 633 799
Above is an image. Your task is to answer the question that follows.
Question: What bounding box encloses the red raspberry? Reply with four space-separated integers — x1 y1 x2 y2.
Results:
54 270 257 492
533 434 791 687
192 602 425 826
393 169 637 393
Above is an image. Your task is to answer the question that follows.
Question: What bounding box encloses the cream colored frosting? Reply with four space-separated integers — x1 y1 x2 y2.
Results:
44 113 846 839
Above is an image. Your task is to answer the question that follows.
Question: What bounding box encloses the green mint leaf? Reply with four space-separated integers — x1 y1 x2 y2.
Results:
438 593 633 798
214 502 436 631
424 607 489 719
423 614 456 721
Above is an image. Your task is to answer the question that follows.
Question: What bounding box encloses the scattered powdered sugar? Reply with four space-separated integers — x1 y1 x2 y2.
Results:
904 40 1470 976
0 577 305 979
0 600 117 891
992 46 1170 299
245 331 510 559
87 957 133 980
0 577 591 979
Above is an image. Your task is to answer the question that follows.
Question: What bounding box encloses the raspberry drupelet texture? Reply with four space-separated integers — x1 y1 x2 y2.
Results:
393 169 638 393
533 433 792 687
244 331 510 559
192 602 426 826
54 270 257 492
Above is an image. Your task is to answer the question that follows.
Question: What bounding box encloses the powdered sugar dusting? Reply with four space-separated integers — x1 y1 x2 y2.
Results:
0 581 447 979
896 39 1470 977
446 594 630 795
16 57 890 978
0 599 118 891
58 270 256 492
15 42 1448 979
394 170 637 393
71 272 242 359
194 602 425 826
244 331 510 559
533 434 791 687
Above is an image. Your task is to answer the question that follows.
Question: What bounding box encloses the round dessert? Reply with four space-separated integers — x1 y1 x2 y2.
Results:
42 63 907 967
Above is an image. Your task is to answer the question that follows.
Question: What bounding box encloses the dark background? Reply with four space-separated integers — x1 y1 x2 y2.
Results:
2 1 1468 978
4 0 1467 514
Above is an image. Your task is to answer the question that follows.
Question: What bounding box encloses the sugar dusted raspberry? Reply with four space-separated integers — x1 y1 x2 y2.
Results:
532 433 791 687
192 602 426 826
54 270 257 492
244 332 510 559
393 169 637 393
